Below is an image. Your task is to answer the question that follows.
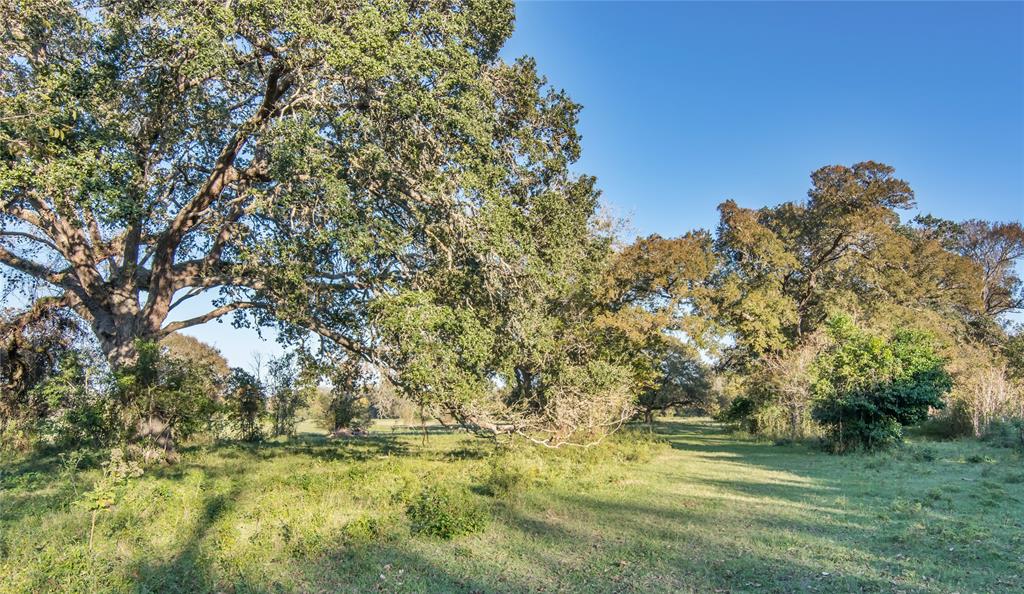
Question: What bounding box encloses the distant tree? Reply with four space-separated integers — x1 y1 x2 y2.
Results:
225 368 264 443
582 232 719 430
372 193 657 446
710 163 984 438
952 221 1024 318
711 162 982 362
265 352 316 437
317 357 371 433
159 333 230 380
812 316 951 452
637 343 711 424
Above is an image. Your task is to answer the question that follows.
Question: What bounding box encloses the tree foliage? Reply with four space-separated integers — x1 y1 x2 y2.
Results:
2 0 670 446
707 162 1020 444
0 301 83 442
637 343 711 424
0 0 546 367
265 352 316 437
812 316 951 451
224 367 264 442
712 162 980 363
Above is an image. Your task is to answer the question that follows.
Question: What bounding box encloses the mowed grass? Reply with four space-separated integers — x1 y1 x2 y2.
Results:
1 418 1022 593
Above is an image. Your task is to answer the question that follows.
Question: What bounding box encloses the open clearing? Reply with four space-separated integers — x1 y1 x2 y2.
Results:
2 419 1022 593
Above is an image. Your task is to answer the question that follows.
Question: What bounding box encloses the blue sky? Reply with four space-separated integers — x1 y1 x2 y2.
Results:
174 1 1023 365
504 1 1024 235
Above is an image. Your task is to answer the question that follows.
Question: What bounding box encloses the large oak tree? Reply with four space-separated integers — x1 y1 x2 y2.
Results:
711 161 983 362
1 0 581 370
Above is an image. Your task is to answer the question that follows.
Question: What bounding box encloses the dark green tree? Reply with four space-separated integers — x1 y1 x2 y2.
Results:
637 343 711 424
0 0 557 370
225 368 264 443
812 316 951 452
0 302 82 442
2 0 639 444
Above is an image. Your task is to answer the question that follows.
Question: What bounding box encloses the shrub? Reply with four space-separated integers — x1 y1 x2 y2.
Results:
480 452 544 499
898 444 937 463
113 341 224 452
720 396 756 428
918 414 966 440
75 448 144 549
606 429 669 463
719 394 821 441
316 387 371 433
812 316 951 452
965 453 996 464
341 514 384 543
31 352 114 449
406 483 488 539
0 304 82 449
944 343 1024 437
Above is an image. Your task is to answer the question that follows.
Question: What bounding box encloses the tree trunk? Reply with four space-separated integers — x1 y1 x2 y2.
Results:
93 315 181 463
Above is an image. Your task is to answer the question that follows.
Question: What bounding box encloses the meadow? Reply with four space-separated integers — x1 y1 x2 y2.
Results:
1 418 1022 594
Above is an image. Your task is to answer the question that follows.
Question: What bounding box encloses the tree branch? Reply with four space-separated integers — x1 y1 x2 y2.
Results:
156 301 260 337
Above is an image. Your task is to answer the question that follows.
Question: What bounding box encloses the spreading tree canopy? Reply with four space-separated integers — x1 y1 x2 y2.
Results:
3 0 671 444
0 0 582 368
711 162 983 364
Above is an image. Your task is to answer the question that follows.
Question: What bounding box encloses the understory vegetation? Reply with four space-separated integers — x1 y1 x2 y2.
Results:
2 418 1022 593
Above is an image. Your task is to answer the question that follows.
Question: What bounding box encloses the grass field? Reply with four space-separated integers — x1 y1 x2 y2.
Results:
1 418 1022 593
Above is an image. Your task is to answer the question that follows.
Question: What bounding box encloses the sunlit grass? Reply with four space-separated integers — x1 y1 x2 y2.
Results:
1 418 1022 593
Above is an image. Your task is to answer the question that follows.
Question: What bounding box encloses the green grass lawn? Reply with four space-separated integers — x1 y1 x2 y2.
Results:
1 418 1022 593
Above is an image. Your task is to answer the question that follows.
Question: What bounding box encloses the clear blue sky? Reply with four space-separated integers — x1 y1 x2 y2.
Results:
175 1 1024 365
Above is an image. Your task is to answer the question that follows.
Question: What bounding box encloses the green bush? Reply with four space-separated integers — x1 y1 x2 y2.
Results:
481 452 543 499
718 395 819 441
406 483 488 539
918 414 967 440
607 429 669 463
812 316 951 452
113 340 224 447
224 369 265 442
31 353 114 449
341 514 385 543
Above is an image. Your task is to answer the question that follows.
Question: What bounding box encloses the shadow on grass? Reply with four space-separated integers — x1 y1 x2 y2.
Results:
131 482 242 593
7 418 1019 593
180 431 413 464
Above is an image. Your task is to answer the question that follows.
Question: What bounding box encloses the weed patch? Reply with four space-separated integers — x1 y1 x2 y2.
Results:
406 482 489 539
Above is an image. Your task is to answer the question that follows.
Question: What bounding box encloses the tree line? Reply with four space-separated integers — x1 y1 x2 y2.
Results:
2 1 1022 457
